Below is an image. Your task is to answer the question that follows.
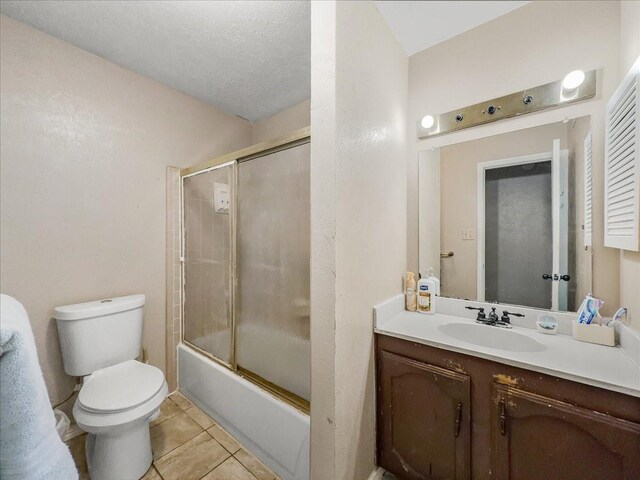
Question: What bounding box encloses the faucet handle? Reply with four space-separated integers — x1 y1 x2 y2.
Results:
465 306 486 320
501 310 525 323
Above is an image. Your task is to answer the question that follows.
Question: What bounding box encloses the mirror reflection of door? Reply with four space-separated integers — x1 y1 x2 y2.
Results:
483 157 553 309
480 141 568 310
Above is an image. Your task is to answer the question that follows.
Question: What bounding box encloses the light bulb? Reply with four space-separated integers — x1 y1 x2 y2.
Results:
421 115 435 129
562 70 585 90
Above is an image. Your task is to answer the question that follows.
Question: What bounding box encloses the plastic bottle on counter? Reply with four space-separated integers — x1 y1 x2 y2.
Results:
405 272 417 312
417 268 438 315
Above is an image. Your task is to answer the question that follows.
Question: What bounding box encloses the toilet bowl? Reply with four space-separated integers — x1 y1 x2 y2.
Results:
73 360 168 480
54 294 168 480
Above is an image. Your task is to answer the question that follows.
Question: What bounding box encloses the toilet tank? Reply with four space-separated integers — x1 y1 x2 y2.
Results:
54 294 146 376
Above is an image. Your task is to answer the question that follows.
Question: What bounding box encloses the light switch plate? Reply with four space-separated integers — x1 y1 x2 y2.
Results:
214 183 230 214
462 228 475 240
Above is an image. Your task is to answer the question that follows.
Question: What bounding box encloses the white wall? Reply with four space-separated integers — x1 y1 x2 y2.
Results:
0 15 252 407
310 1 408 478
407 1 622 317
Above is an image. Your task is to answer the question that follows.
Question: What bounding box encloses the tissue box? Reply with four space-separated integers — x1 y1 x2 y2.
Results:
572 322 615 347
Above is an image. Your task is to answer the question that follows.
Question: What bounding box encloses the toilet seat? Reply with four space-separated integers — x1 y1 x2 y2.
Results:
79 360 165 413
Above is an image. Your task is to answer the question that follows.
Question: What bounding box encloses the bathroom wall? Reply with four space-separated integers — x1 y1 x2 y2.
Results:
251 100 310 144
0 15 253 406
407 1 622 317
310 1 407 479
619 1 640 329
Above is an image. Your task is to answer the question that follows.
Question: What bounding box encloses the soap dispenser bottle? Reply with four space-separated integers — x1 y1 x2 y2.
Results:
417 268 438 315
428 267 440 296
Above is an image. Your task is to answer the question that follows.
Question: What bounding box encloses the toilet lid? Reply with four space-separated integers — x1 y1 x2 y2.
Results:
79 360 165 413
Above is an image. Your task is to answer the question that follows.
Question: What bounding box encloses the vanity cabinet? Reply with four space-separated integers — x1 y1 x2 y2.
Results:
376 334 640 480
378 350 470 479
492 384 640 480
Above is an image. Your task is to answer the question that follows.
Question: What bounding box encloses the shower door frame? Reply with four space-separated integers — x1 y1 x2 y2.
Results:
179 126 311 413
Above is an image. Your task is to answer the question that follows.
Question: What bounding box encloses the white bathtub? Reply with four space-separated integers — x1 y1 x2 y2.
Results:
177 344 310 480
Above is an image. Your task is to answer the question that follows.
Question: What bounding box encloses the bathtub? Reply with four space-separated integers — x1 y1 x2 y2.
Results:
177 344 310 480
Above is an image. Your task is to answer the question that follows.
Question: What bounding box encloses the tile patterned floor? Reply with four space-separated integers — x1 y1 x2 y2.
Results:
66 391 281 480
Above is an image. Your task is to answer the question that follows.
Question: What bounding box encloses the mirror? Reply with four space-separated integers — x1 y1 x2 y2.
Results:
419 116 593 312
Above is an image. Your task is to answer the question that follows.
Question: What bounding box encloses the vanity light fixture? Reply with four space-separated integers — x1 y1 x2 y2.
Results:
421 115 435 129
562 70 586 90
417 69 596 139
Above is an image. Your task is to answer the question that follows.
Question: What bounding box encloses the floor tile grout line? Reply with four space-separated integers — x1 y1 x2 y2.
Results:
152 465 166 480
234 453 274 480
197 454 260 480
230 453 260 480
208 431 242 456
152 424 207 462
195 451 232 480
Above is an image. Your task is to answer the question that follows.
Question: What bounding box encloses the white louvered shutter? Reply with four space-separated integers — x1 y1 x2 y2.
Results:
584 132 592 246
605 57 640 251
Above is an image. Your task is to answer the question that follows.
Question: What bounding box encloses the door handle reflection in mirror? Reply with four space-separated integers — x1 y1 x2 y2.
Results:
542 273 571 281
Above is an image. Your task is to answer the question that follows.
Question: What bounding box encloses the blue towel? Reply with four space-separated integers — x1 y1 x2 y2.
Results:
0 294 78 480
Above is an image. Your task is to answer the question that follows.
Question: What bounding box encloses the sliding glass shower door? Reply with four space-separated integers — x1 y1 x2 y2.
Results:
181 137 310 408
183 164 234 365
236 143 311 402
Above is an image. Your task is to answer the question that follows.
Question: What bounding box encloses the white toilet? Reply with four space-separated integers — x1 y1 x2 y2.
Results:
54 294 168 480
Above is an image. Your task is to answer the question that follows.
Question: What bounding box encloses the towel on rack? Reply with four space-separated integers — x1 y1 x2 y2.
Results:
0 294 78 480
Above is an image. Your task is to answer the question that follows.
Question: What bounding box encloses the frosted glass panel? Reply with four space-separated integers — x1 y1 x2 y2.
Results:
236 143 310 401
183 166 233 364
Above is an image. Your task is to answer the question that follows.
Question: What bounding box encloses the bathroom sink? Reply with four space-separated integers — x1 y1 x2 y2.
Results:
438 322 547 353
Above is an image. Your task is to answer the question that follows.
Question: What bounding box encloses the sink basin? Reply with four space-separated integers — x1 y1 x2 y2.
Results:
438 322 547 353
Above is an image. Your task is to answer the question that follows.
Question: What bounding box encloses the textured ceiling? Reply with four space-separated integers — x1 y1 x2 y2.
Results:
0 0 310 122
375 1 529 56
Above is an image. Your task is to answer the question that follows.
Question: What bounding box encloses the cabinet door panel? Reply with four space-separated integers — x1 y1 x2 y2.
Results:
378 350 470 480
492 384 640 480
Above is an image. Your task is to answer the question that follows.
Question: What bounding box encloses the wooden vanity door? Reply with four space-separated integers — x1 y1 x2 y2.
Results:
492 384 640 480
378 350 470 480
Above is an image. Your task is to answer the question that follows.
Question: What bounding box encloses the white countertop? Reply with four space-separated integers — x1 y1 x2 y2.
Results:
374 295 640 398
